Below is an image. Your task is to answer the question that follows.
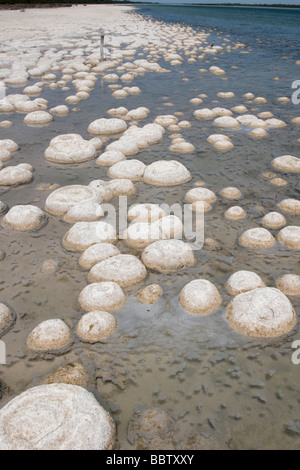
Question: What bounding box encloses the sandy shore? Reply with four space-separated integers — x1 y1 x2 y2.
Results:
0 4 136 40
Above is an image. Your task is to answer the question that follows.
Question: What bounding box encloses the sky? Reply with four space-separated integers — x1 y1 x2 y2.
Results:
130 1 300 4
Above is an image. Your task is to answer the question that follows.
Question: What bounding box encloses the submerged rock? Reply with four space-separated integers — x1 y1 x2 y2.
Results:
137 284 163 304
44 363 88 388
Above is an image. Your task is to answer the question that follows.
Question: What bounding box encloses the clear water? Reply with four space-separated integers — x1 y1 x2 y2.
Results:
0 5 300 449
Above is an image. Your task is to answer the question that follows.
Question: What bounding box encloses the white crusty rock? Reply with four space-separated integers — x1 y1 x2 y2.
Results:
226 287 297 337
137 284 163 304
76 311 117 342
272 155 300 173
226 270 266 296
27 319 72 353
225 206 246 220
180 279 222 315
214 116 240 128
277 226 300 250
0 384 115 450
0 164 33 186
2 205 47 232
185 187 217 203
194 108 216 119
154 115 178 127
45 137 96 164
45 185 102 216
0 139 18 155
24 111 53 126
96 150 126 167
141 240 195 273
143 160 191 186
261 212 286 229
239 228 275 249
64 203 103 223
79 243 120 271
88 254 147 287
63 221 117 252
50 105 69 116
0 303 15 336
276 274 300 296
128 204 166 223
277 198 300 215
123 215 183 249
220 187 242 200
78 282 126 312
88 118 127 135
108 159 146 181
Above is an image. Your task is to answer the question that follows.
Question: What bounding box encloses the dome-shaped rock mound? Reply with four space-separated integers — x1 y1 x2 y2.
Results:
0 384 115 450
179 279 222 315
27 319 72 353
239 228 275 249
141 239 195 273
226 270 266 296
96 150 126 167
0 303 16 336
2 205 47 232
261 212 286 230
78 282 126 312
0 164 33 186
45 139 96 164
76 311 117 342
88 254 147 287
143 160 191 186
88 118 127 135
272 155 300 173
277 226 300 250
108 159 146 181
24 111 53 126
137 284 163 304
185 187 217 203
277 199 300 215
45 185 102 216
276 274 300 296
128 204 166 223
63 221 117 252
63 202 103 224
226 287 297 337
225 206 246 220
79 243 120 271
123 215 184 249
220 187 242 200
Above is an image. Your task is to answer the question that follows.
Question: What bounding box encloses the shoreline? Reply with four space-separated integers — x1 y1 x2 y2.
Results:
0 2 300 10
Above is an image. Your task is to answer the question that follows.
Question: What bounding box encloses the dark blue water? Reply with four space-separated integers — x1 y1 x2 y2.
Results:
134 5 300 61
